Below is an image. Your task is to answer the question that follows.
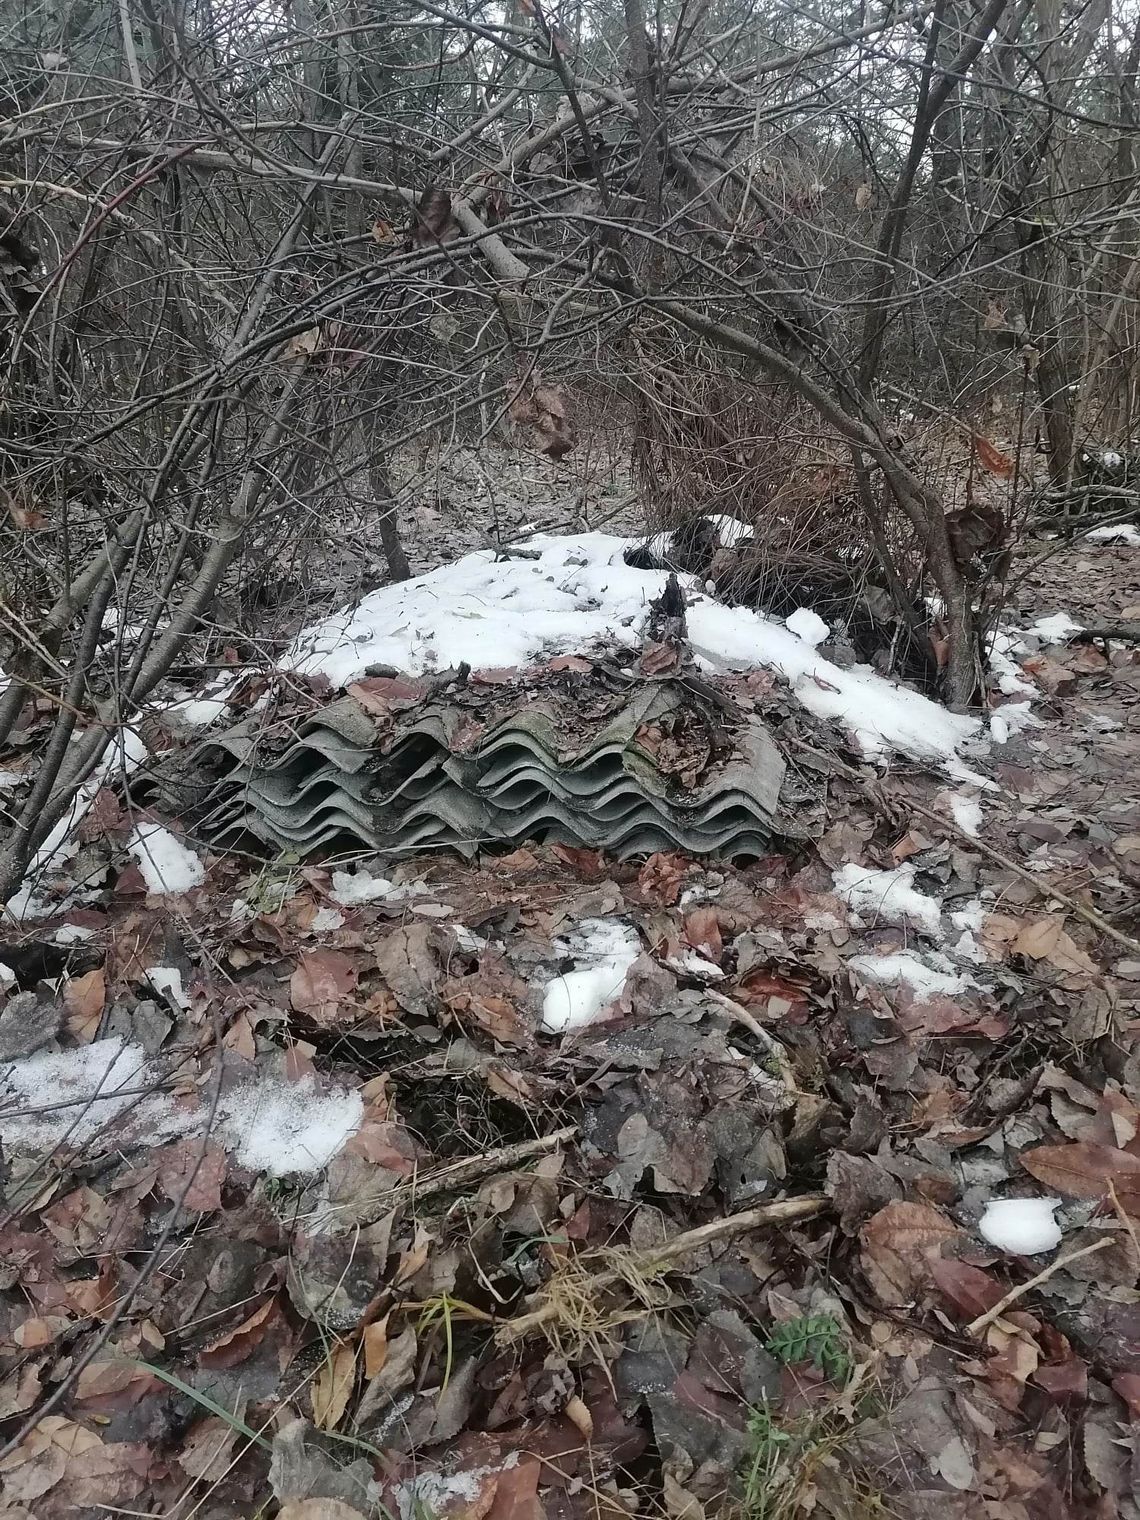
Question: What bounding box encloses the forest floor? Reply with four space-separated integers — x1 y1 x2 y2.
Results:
0 523 1137 1520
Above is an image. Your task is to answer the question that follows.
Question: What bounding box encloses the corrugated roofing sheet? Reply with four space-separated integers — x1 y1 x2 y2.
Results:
190 677 786 861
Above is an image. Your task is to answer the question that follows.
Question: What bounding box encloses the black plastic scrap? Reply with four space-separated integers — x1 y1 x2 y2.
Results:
189 679 787 861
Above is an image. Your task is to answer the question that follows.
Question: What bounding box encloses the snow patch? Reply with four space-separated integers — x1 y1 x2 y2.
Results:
452 924 488 954
785 607 829 646
949 794 983 837
979 1197 1062 1254
687 598 982 766
848 951 971 997
0 1037 362 1177
51 923 97 944
0 1037 157 1149
541 918 640 1034
330 868 425 907
127 823 205 895
217 1076 363 1177
1028 613 1083 643
147 966 190 1009
707 514 754 547
986 630 1036 698
393 1460 519 1520
5 729 148 923
330 868 396 906
990 701 1040 744
951 900 989 933
283 533 983 769
667 950 726 980
1086 523 1140 546
311 906 346 933
833 863 943 938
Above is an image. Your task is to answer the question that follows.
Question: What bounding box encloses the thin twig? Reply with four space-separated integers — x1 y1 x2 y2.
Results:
965 1237 1113 1336
403 1125 577 1203
789 736 1140 957
496 1194 828 1344
903 793 1140 956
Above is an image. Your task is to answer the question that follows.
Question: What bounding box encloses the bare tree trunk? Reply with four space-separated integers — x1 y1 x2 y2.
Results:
370 457 410 583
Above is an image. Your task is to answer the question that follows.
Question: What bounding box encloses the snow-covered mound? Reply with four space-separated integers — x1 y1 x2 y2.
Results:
283 532 982 767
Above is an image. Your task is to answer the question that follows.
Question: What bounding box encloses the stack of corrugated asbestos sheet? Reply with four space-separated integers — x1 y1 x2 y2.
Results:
192 677 786 861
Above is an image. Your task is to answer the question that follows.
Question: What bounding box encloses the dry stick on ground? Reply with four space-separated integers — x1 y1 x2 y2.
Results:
496 1194 828 1345
902 793 1140 957
788 737 1140 957
964 1237 1113 1337
402 1125 577 1204
1075 622 1140 642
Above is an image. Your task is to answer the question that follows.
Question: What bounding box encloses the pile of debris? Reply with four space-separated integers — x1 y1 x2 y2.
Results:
169 669 788 861
142 528 984 868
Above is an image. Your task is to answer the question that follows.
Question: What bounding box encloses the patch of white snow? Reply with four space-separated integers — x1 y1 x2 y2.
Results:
949 795 983 837
785 607 830 646
833 863 943 938
329 868 425 907
541 918 640 1034
667 950 725 980
979 1197 1062 1254
127 822 205 896
51 923 97 945
1086 524 1140 546
282 533 984 770
393 1460 519 1520
5 728 148 923
217 1076 363 1177
848 951 971 997
707 514 754 547
1028 613 1083 643
311 906 346 933
0 1036 362 1177
147 966 190 1009
990 701 1041 745
0 1037 153 1149
986 630 1036 698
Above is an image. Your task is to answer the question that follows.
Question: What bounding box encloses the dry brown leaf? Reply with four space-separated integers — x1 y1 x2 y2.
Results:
291 949 357 1025
311 1340 356 1431
983 299 1008 330
63 969 105 1041
0 1363 42 1420
1019 1142 1140 1215
74 1361 157 1405
411 185 459 246
974 434 1014 477
362 1314 389 1379
198 1296 279 1370
154 1141 226 1213
509 368 577 459
860 1201 960 1304
930 1258 1004 1320
176 1415 240 1483
0 1417 102 1503
13 1317 69 1350
393 1225 432 1287
1 487 46 532
1013 917 1097 976
684 907 722 962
